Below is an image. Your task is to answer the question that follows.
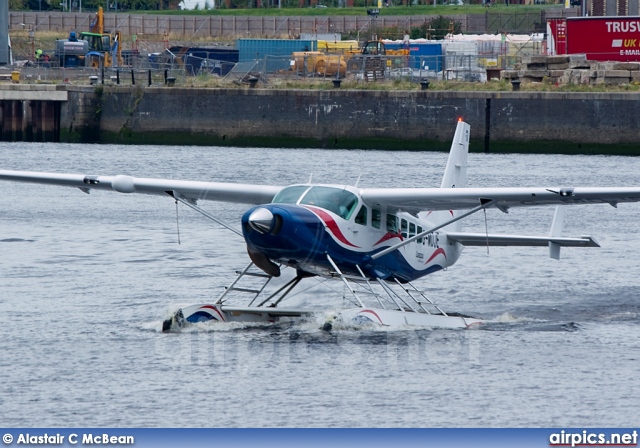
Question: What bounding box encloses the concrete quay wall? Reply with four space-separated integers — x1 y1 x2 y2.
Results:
60 87 640 154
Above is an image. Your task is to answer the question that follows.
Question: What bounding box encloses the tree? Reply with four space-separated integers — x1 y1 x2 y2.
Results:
411 16 462 40
98 0 182 9
9 0 53 9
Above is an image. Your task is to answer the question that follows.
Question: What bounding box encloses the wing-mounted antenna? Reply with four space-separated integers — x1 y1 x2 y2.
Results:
308 174 313 184
355 174 362 188
549 205 565 260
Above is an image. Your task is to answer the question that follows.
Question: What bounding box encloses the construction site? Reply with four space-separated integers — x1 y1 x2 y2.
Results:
1 7 585 88
3 7 640 150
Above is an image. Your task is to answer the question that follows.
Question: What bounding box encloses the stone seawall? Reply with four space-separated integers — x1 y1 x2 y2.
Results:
59 87 640 155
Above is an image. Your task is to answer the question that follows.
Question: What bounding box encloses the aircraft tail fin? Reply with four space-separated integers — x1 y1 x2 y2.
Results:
440 119 470 190
435 119 470 231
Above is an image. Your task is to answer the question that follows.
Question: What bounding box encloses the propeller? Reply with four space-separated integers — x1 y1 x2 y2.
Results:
246 207 281 277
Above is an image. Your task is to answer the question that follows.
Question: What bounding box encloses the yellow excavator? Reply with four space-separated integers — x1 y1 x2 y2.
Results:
290 40 408 77
81 7 123 68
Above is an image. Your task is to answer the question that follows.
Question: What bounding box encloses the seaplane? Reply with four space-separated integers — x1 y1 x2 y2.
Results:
2 119 640 331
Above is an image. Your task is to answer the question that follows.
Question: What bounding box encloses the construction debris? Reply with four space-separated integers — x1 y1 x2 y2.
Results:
503 55 640 86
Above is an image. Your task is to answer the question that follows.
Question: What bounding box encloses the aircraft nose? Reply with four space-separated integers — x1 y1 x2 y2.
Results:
248 207 274 234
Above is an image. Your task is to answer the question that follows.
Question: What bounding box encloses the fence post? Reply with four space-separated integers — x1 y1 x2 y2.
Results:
131 69 135 85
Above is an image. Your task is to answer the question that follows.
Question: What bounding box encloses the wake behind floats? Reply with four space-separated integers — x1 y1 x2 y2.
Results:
1 119 639 332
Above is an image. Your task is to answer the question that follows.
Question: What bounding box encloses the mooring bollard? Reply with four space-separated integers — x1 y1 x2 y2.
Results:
166 77 176 87
332 79 342 89
420 79 430 90
247 76 259 88
511 79 521 91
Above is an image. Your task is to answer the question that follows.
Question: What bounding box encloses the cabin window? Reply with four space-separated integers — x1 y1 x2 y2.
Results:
272 186 309 204
386 214 398 233
409 222 416 238
401 219 408 238
299 186 358 220
372 209 381 229
355 205 367 226
417 226 424 243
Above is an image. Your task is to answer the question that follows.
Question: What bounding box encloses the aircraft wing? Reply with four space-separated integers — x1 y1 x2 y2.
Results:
446 232 600 248
0 170 282 205
361 187 640 213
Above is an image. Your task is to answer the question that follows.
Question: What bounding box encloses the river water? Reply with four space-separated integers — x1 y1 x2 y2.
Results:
1 141 639 427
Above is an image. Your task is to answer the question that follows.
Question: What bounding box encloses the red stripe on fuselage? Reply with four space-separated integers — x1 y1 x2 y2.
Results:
426 248 446 263
425 210 455 217
302 206 359 248
374 232 402 246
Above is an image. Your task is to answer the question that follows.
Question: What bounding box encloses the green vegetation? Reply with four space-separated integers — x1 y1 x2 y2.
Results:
12 0 563 14
134 4 560 15
181 74 640 93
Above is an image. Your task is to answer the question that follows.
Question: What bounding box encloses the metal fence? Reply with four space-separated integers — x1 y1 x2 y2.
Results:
9 11 472 37
11 63 187 87
258 52 520 83
9 50 530 87
9 10 578 38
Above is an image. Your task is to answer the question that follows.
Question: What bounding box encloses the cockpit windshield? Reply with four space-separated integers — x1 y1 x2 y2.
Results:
272 186 309 204
271 185 359 220
300 187 358 220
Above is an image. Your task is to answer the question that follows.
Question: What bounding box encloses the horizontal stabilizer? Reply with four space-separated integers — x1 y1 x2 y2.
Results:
447 232 600 248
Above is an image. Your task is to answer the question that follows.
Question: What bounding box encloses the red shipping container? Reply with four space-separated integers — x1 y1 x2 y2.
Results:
566 16 640 61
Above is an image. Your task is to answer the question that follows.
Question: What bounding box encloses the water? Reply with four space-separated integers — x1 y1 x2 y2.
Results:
1 142 639 427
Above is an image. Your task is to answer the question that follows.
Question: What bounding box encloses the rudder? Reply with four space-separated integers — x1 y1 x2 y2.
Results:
433 119 470 232
440 119 470 190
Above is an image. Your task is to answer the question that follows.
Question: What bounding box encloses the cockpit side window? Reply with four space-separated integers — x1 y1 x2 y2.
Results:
386 214 398 233
372 209 381 229
299 187 359 220
272 186 309 204
355 205 367 226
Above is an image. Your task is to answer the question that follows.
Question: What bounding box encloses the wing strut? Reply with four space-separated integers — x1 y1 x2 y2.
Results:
483 208 489 254
175 199 181 244
370 199 496 260
168 190 243 237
